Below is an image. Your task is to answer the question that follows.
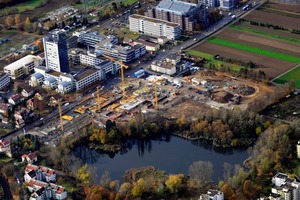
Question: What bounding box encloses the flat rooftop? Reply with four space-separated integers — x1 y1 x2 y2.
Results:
74 68 98 81
4 55 41 71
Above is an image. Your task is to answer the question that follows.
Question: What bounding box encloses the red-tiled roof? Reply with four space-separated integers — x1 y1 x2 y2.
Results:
25 164 39 173
0 140 10 148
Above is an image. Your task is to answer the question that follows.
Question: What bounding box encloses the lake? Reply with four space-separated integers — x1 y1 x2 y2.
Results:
74 135 249 183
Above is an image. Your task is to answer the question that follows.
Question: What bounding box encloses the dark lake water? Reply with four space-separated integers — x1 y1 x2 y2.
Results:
74 135 249 183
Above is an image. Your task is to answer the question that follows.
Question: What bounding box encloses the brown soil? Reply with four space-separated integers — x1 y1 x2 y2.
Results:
192 42 295 78
161 98 211 120
218 29 300 57
0 0 74 24
266 2 300 13
244 10 300 30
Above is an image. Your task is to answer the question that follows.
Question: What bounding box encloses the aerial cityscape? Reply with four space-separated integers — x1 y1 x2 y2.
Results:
0 0 299 199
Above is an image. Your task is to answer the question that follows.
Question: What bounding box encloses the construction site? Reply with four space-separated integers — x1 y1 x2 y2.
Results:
27 62 285 146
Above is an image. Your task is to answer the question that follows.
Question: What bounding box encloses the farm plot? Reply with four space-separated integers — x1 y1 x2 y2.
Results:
244 10 300 30
192 42 294 78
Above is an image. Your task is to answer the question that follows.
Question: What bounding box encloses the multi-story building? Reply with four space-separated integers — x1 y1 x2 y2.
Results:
198 0 218 8
73 68 102 91
4 55 42 79
220 0 235 10
24 164 67 200
68 49 120 79
271 172 300 200
75 30 118 48
0 72 11 90
43 30 70 73
96 41 146 63
199 189 224 200
129 14 181 40
145 0 206 31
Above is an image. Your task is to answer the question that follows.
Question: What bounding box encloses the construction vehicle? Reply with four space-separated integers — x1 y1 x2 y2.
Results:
62 115 73 121
101 54 129 96
57 99 73 131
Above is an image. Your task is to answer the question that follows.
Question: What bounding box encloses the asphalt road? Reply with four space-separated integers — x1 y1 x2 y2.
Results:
0 175 13 200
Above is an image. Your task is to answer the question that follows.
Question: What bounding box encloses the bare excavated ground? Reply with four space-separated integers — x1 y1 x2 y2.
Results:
244 10 300 29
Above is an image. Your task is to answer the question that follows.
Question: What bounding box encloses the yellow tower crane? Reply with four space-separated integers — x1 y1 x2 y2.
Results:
153 81 158 110
101 54 129 96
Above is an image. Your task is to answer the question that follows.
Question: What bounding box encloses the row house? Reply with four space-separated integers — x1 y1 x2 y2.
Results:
8 93 24 105
24 164 67 200
21 152 38 164
0 139 12 157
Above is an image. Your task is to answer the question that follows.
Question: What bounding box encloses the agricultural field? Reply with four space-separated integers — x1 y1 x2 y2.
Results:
0 30 39 58
191 2 300 83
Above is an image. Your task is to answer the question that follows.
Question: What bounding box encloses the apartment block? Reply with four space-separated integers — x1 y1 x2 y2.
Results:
4 55 42 79
129 14 181 40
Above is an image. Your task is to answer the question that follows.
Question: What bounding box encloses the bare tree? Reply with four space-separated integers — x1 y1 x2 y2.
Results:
189 160 214 187
223 162 233 182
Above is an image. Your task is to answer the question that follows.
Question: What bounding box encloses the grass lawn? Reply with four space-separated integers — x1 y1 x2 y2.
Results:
0 156 13 163
0 0 47 15
207 37 300 63
185 50 244 72
230 26 300 44
117 28 139 40
274 64 300 88
123 0 138 5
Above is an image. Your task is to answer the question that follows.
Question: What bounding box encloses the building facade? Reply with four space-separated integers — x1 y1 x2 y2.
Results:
4 55 42 79
220 0 235 10
129 14 181 40
75 31 118 47
0 72 11 90
145 0 206 31
43 30 70 73
271 172 300 200
96 42 146 63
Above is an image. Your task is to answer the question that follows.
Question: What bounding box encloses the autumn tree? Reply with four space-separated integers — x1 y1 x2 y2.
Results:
24 17 33 33
99 171 111 189
165 174 184 194
15 14 21 25
189 161 213 187
5 16 15 28
119 182 132 195
77 164 91 186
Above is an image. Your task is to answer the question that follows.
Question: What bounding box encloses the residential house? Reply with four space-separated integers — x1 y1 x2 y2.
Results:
22 152 38 164
22 87 35 98
14 107 35 128
8 93 25 105
0 139 12 157
48 94 62 106
270 172 300 200
0 103 11 117
24 164 67 200
199 189 224 200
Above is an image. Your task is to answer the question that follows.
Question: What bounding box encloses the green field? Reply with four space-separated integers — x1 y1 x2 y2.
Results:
185 50 244 72
274 64 300 88
208 37 300 63
230 26 300 44
123 0 138 5
0 0 47 15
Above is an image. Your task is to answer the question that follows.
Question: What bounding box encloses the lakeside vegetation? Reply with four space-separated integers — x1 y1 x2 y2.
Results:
207 37 300 63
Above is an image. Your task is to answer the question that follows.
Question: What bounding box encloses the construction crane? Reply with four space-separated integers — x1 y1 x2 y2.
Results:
153 81 158 110
93 86 105 111
101 54 129 96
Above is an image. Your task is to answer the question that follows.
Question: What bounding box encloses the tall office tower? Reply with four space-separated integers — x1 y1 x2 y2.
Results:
43 30 70 73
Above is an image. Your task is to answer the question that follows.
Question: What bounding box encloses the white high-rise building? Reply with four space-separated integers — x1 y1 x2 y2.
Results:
43 30 70 73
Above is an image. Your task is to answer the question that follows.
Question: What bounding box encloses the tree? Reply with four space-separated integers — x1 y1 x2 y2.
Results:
24 17 33 33
5 16 15 28
165 174 184 193
15 14 22 25
77 164 91 186
189 161 213 187
223 162 233 182
1 163 14 178
99 171 111 189
119 182 132 195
